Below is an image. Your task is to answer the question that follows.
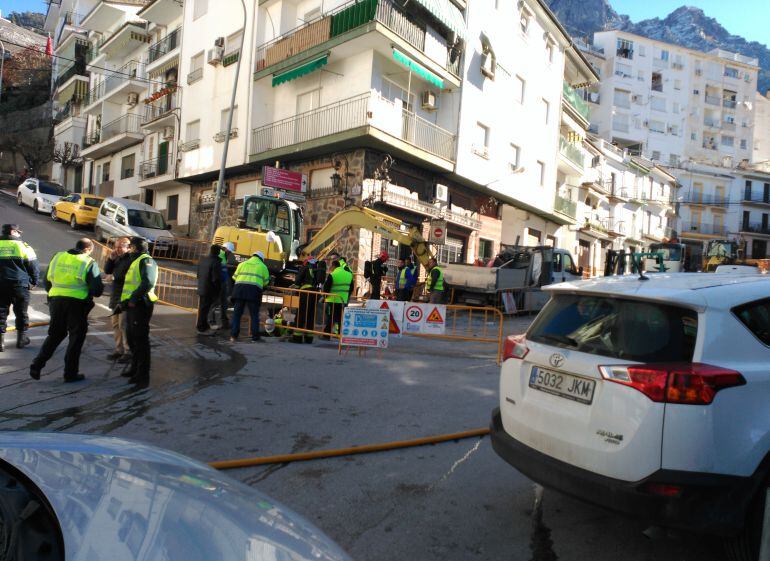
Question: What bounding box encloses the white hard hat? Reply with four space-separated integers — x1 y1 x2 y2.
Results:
223 242 235 252
254 250 266 259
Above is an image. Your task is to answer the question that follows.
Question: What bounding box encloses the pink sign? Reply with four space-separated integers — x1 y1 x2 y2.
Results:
262 166 307 192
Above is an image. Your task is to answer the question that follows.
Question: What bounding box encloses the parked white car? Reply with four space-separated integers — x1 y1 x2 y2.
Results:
491 273 770 561
0 432 351 561
16 178 69 214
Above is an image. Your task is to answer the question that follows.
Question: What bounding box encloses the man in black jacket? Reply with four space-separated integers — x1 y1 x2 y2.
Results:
0 224 39 351
370 251 389 300
103 237 133 362
196 245 223 333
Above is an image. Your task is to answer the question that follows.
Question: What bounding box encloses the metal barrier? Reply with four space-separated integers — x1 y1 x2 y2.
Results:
260 285 342 340
156 267 198 311
151 236 208 265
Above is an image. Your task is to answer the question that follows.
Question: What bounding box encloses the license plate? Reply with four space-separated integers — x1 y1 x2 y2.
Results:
529 366 596 405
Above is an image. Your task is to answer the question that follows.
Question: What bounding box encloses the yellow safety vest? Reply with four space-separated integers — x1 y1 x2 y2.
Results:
0 239 37 260
300 267 315 290
429 266 444 291
327 267 353 304
121 254 158 303
233 257 269 288
47 252 93 300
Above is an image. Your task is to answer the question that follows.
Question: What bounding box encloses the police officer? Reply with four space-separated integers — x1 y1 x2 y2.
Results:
395 256 417 302
426 257 445 303
120 237 158 388
0 224 39 351
30 238 103 382
230 250 270 343
323 259 353 336
292 258 319 344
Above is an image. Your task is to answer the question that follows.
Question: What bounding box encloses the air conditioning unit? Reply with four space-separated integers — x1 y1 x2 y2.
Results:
207 47 224 66
214 37 225 48
421 90 437 111
126 92 139 106
435 183 449 203
693 89 700 95
162 126 174 140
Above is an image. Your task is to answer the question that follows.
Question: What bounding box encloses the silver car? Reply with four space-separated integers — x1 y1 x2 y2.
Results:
95 197 176 244
0 432 351 561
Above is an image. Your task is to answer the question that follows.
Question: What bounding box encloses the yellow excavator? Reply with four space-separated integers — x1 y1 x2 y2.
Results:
213 191 434 281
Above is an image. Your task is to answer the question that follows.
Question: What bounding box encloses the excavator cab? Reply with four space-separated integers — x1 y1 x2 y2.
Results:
703 240 740 272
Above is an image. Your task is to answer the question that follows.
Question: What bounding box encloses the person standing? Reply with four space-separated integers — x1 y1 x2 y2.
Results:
196 244 223 333
426 257 445 304
292 258 319 344
120 237 158 388
230 250 270 343
30 238 103 382
0 224 39 351
103 237 133 362
370 251 388 300
323 259 353 336
213 242 236 328
395 257 417 302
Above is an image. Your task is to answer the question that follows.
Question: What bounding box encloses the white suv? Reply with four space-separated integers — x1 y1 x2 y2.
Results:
491 273 770 560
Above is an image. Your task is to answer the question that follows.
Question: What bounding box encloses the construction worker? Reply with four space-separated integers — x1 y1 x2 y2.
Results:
0 224 39 351
214 242 236 328
323 259 353 336
426 257 445 303
120 237 158 388
196 244 223 333
395 256 417 302
370 251 389 300
230 250 270 343
30 238 103 382
292 258 319 344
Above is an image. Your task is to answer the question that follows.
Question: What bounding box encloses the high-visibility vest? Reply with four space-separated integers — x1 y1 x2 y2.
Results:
300 267 315 290
0 239 37 261
396 266 415 289
47 251 93 300
233 257 269 288
339 258 352 274
218 250 227 265
121 254 158 303
327 266 353 304
429 266 444 291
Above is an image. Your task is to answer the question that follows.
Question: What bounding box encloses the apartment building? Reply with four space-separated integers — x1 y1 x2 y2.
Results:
589 30 758 168
754 91 770 164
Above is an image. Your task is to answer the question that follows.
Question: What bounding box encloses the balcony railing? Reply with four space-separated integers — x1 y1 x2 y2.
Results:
681 222 728 236
250 91 456 162
602 219 626 235
562 81 590 122
743 195 770 205
372 185 441 217
703 118 720 128
254 0 458 77
85 114 143 147
742 222 770 235
723 99 737 109
559 136 584 169
705 94 721 106
612 120 629 133
140 154 175 180
55 60 87 89
143 91 179 124
86 61 144 105
553 194 576 219
682 193 729 205
445 208 482 230
148 27 181 63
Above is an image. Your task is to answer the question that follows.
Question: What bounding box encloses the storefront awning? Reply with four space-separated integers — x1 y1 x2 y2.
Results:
272 55 328 87
392 49 443 88
411 0 470 41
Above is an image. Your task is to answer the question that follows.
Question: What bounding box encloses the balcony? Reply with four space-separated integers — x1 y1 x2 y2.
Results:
562 81 591 123
680 222 728 237
148 27 181 64
138 153 176 188
682 193 729 205
743 194 770 207
85 61 146 111
553 194 577 220
703 118 721 129
142 89 178 129
81 113 144 159
705 94 721 106
702 140 718 151
444 208 482 230
369 183 441 218
741 222 770 235
253 0 461 80
602 219 626 236
723 99 737 109
55 60 88 90
559 136 584 170
250 91 457 167
612 120 630 134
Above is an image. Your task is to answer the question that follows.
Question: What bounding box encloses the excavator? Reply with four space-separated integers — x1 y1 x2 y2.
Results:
213 189 434 283
702 239 761 272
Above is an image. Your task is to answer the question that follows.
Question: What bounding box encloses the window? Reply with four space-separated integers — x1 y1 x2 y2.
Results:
473 122 490 157
650 97 666 112
674 79 682 90
120 154 135 179
437 237 464 264
669 154 680 166
220 105 238 133
519 11 530 35
542 98 550 124
296 88 321 113
381 78 414 111
651 72 663 92
478 238 493 260
725 66 740 78
310 167 335 192
614 62 632 78
638 45 646 57
102 162 110 182
193 0 208 19
673 102 680 114
740 139 748 149
648 120 666 134
659 49 669 61
691 132 698 141
510 143 520 171
186 120 200 142
166 194 179 221
546 42 554 63
616 38 634 59
613 89 630 109
721 135 734 147
514 75 525 104
537 160 545 186
733 299 770 346
224 29 243 59
669 124 679 136
188 51 204 84
651 150 661 161
637 70 645 82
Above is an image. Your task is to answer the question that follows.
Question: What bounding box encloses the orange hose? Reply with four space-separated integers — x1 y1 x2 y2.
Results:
6 322 49 332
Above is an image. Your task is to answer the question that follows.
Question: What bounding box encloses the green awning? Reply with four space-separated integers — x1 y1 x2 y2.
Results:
392 49 443 88
272 55 329 87
411 0 469 42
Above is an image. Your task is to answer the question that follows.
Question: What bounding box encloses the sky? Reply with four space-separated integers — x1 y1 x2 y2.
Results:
611 0 769 46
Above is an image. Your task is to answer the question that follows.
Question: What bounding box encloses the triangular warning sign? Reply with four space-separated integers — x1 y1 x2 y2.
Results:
380 301 400 334
426 307 444 323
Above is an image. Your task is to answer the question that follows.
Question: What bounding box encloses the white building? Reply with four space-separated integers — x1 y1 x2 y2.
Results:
590 30 759 168
753 91 770 164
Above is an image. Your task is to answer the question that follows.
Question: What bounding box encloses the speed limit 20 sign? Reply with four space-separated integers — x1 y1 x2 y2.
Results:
429 219 447 244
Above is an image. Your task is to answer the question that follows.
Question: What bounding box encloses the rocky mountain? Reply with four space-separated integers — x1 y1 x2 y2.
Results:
545 2 770 94
3 11 46 37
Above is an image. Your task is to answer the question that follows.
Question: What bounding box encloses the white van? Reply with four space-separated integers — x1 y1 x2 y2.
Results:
94 198 175 244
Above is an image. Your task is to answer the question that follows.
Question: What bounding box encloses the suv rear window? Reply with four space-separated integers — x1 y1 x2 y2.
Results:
528 294 698 362
732 298 770 346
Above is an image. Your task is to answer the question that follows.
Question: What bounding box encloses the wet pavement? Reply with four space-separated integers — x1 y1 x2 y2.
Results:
0 191 726 560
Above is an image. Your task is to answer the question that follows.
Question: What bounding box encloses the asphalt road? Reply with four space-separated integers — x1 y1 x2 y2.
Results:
0 190 726 561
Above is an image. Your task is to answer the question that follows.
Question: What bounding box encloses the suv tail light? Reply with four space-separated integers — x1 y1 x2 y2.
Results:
599 363 745 405
503 335 529 361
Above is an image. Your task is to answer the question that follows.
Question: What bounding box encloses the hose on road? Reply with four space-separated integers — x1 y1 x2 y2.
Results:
6 322 49 332
209 427 491 470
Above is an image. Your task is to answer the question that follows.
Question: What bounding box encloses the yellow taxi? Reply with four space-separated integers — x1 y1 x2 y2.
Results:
52 193 105 229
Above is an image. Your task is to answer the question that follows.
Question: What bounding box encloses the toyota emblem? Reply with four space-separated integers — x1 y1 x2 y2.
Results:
549 353 565 368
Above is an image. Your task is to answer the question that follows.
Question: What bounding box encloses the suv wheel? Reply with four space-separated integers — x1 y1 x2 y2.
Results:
724 483 769 561
33 199 39 213
51 208 58 221
70 215 78 230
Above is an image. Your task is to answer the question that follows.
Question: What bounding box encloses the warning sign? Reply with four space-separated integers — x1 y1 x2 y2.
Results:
340 308 389 348
403 303 446 335
429 219 447 244
364 300 404 336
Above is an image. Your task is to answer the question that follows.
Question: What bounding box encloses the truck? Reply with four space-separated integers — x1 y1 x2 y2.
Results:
443 245 583 309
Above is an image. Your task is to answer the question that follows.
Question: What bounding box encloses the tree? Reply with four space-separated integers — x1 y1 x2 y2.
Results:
53 142 82 188
16 129 54 177
0 48 51 112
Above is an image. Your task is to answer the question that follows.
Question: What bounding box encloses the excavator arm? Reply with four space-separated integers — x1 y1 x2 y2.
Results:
298 205 434 267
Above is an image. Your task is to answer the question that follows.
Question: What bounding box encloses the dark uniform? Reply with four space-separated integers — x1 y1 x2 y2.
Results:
293 260 319 344
30 246 103 382
121 242 158 388
323 262 353 335
370 253 388 300
0 224 39 351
